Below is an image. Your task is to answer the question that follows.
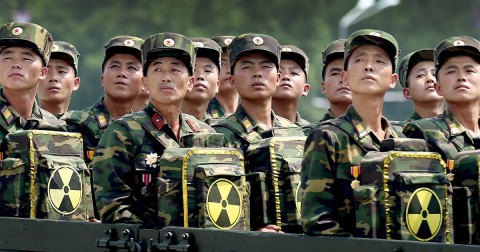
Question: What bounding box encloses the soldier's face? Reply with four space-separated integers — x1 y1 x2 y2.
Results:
436 55 480 103
342 45 397 96
101 53 143 102
231 53 280 101
273 59 309 100
37 58 80 105
0 46 47 92
218 53 234 93
404 61 443 103
185 57 219 103
144 57 194 106
322 58 351 105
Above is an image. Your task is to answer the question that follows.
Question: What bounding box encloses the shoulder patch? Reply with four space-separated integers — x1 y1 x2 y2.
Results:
152 113 165 130
95 113 109 129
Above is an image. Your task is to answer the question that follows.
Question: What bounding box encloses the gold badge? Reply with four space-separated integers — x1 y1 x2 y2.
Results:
252 36 263 45
224 38 232 46
369 32 381 37
453 40 465 46
194 42 204 48
124 39 134 47
145 153 158 168
12 27 23 36
51 45 59 52
281 47 292 52
164 38 175 47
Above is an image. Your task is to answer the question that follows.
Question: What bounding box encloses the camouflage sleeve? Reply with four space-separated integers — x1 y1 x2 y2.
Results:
300 126 351 236
92 120 143 224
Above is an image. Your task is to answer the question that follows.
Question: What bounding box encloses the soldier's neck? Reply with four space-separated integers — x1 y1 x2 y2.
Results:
215 91 239 115
39 99 69 116
132 93 149 112
271 98 299 123
153 102 182 139
329 102 351 118
181 99 208 121
3 88 36 120
240 98 272 130
413 100 445 119
352 97 384 137
103 96 134 120
448 102 480 135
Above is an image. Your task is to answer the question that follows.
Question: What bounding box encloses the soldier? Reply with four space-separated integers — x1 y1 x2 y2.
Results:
182 37 221 121
320 39 351 122
208 35 238 118
301 29 402 236
64 35 144 221
271 44 310 127
93 33 215 227
0 22 59 144
403 36 480 160
213 33 302 233
37 41 80 118
395 49 444 126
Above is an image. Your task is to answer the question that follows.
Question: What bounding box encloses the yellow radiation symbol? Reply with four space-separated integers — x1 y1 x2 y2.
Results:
206 178 241 229
406 187 442 241
295 183 303 215
47 165 83 215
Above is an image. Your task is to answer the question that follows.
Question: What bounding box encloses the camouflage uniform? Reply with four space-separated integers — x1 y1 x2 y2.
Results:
320 109 337 122
64 36 144 219
403 110 480 160
301 30 402 236
403 36 480 161
93 32 215 228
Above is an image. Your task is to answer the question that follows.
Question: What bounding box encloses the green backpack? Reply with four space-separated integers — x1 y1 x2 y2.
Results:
354 138 450 243
450 150 480 244
134 113 249 231
0 129 88 221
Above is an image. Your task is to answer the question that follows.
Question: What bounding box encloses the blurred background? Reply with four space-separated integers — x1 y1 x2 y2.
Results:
1 0 479 122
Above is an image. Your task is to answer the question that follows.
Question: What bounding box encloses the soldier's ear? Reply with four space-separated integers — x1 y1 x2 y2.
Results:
187 76 194 92
39 66 48 80
341 70 348 84
276 72 281 85
302 83 310 96
215 80 219 93
142 76 149 91
389 73 398 89
321 81 327 94
434 83 442 96
402 87 411 99
72 77 80 91
230 76 236 89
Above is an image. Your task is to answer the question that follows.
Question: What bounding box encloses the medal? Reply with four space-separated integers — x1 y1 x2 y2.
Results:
141 185 150 196
446 159 454 182
350 165 361 189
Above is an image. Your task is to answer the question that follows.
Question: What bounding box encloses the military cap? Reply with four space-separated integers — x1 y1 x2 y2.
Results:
228 33 281 74
280 44 309 80
344 29 400 71
191 37 222 71
434 36 480 76
211 35 234 53
398 49 434 88
102 35 144 71
0 22 53 66
321 39 346 80
50 41 80 76
142 32 196 76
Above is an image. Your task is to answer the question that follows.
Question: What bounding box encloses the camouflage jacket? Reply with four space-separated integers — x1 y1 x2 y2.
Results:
403 109 480 161
391 111 421 128
64 97 113 163
207 97 226 119
213 105 304 155
92 103 215 228
0 88 60 147
320 108 336 123
301 106 402 236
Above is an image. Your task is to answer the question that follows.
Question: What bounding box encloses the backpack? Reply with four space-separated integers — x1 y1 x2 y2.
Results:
216 115 306 233
0 128 88 221
450 150 480 244
354 138 450 243
133 112 248 230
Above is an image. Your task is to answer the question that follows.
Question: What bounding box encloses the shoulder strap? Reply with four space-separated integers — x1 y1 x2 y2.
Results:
323 119 368 153
131 111 180 148
431 118 475 152
217 115 262 143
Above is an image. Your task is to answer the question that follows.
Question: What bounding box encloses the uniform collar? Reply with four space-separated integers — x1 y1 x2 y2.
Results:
0 88 42 127
147 103 199 136
343 106 398 139
442 109 467 136
234 104 280 133
91 97 111 129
